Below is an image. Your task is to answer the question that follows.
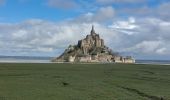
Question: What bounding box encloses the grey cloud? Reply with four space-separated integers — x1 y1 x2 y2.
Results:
157 2 170 21
94 6 115 22
96 0 146 5
1 17 170 59
109 17 170 59
0 19 97 55
0 19 119 56
74 6 115 23
47 0 78 9
118 6 153 17
0 4 170 59
117 2 170 21
1 0 170 59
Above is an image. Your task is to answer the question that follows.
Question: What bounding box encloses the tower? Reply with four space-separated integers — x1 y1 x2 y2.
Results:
91 25 96 36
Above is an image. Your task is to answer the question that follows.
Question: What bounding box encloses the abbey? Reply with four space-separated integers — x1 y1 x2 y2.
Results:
78 25 104 54
52 25 135 63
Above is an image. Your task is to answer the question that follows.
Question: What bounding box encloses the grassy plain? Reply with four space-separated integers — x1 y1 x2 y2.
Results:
0 63 170 100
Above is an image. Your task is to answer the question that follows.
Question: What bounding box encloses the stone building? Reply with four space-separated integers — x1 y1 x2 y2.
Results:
78 25 104 54
52 25 135 63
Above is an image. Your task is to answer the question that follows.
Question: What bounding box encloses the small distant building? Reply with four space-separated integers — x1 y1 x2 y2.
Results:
68 56 75 62
113 56 124 63
123 56 135 63
52 25 135 63
78 55 91 62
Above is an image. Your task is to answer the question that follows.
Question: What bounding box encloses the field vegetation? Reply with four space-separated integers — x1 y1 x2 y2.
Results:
0 63 170 100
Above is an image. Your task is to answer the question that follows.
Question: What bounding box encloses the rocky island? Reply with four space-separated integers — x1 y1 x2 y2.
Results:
52 25 135 63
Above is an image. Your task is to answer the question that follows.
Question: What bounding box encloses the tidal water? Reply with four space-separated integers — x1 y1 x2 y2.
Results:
0 56 170 65
0 56 51 63
135 60 170 65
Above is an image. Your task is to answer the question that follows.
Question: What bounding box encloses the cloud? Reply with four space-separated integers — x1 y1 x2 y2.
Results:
124 40 169 57
96 0 146 5
1 17 170 59
94 6 115 22
156 47 167 55
0 4 170 59
157 2 170 20
0 19 94 55
47 0 78 9
74 6 115 23
0 6 115 56
109 17 170 58
0 18 119 56
117 2 170 21
109 17 138 35
126 40 163 54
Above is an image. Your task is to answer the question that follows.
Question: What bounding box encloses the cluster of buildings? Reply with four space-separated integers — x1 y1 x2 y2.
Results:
52 25 135 63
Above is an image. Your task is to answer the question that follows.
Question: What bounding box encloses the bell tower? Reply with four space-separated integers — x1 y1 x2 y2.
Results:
91 25 96 36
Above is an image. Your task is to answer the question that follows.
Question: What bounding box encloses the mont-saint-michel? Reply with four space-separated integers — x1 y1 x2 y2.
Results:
52 25 135 63
1 0 170 100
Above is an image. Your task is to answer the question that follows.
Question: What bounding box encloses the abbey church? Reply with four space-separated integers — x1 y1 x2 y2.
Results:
78 25 104 55
52 26 135 63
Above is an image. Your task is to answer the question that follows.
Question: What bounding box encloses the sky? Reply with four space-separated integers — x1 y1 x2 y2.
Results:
0 0 170 60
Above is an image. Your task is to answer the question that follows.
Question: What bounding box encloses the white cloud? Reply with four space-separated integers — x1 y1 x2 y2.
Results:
112 17 170 57
0 19 119 56
36 47 53 52
109 17 138 35
12 30 27 39
0 17 170 59
156 48 167 55
0 4 170 59
110 17 137 30
127 41 163 53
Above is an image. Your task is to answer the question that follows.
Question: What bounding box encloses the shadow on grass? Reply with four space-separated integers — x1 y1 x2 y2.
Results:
62 82 69 87
117 86 164 100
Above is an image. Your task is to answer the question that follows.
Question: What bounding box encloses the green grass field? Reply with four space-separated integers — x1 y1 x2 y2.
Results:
0 63 170 100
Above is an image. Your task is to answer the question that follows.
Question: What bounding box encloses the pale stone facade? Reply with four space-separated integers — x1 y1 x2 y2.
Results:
68 56 75 62
78 55 91 62
123 57 135 63
78 25 104 55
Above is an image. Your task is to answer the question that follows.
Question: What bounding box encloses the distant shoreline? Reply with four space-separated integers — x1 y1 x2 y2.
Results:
0 56 170 65
135 63 170 66
0 61 170 66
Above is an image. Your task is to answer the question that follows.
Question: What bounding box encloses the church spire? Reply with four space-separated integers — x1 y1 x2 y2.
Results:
91 25 96 35
92 25 94 31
